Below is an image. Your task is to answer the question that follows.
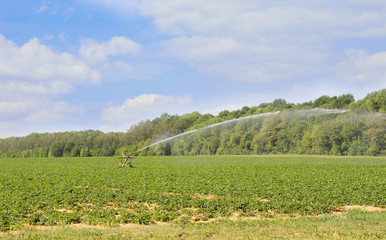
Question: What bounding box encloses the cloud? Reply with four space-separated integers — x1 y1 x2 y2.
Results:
42 34 54 42
339 49 386 89
58 32 69 42
99 94 192 132
0 34 101 114
0 100 83 122
63 7 76 19
139 0 386 82
0 34 143 136
0 34 101 84
0 34 101 137
161 35 327 82
78 0 386 84
141 0 386 39
79 36 141 64
0 100 84 138
161 36 259 63
113 61 134 73
35 3 48 13
0 81 74 102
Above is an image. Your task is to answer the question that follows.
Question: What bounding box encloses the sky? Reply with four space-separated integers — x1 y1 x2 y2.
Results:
0 0 385 138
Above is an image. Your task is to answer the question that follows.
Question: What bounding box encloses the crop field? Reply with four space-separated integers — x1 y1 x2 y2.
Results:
1 155 385 235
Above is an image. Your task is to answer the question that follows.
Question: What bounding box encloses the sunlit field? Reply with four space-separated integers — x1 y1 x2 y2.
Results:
1 155 385 239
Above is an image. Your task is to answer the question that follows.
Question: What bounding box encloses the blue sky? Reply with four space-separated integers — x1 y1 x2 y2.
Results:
1 0 385 138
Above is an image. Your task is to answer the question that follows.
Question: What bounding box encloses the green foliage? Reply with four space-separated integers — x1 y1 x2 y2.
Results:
63 142 75 157
0 156 384 231
0 90 385 158
71 145 81 157
51 143 65 157
80 147 91 157
350 89 386 112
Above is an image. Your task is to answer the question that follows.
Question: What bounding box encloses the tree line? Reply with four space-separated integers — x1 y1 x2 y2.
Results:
0 89 385 158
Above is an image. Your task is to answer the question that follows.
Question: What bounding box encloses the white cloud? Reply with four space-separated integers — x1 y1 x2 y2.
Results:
0 100 84 138
79 36 141 64
78 0 386 84
100 94 192 132
113 60 134 73
26 101 83 122
63 7 76 19
139 0 386 82
58 32 69 42
0 34 101 110
0 34 144 137
161 35 327 82
161 36 263 63
0 34 102 137
0 80 74 101
42 34 54 42
35 4 48 13
339 49 386 89
0 100 83 122
0 34 101 84
141 0 386 40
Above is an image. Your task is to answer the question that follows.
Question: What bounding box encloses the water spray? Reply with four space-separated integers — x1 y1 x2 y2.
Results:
295 108 349 116
129 108 349 155
130 111 280 155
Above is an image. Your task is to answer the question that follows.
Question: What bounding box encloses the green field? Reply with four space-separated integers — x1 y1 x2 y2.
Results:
1 155 385 239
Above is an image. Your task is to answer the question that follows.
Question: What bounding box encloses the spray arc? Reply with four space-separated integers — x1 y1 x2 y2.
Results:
129 111 281 155
128 108 349 156
119 108 349 167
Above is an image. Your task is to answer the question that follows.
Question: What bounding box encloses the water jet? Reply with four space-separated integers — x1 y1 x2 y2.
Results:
129 108 349 155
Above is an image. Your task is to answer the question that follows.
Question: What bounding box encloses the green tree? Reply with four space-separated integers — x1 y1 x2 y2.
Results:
63 142 75 157
51 143 65 157
80 147 91 157
71 145 81 157
313 95 332 108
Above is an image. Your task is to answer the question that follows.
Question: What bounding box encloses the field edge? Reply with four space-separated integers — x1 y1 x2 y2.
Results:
1 209 385 239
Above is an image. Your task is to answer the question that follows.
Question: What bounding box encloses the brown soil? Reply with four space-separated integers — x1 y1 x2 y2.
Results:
2 204 384 235
192 193 219 200
331 205 386 215
54 208 75 213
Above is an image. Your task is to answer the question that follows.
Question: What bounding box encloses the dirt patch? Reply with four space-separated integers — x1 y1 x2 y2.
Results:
192 193 219 200
55 208 75 213
343 205 385 212
161 192 219 200
331 205 386 215
153 221 169 226
144 202 159 210
21 222 164 231
4 205 384 235
77 202 95 207
192 217 222 223
0 231 20 237
185 207 199 211
70 223 111 229
253 198 270 202
227 211 301 221
161 192 181 196
188 210 303 223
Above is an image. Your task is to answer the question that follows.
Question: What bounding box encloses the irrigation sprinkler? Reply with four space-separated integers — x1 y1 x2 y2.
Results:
119 153 134 168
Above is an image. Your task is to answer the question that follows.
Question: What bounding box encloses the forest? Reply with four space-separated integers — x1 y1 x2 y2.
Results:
0 89 385 158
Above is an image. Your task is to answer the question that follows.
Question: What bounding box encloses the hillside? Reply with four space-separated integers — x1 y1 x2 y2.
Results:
0 89 385 157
